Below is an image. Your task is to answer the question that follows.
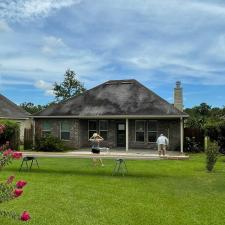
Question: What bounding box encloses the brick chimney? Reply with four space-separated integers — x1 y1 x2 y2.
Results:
174 81 183 111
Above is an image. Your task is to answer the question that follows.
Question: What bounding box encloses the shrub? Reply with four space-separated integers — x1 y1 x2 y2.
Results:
184 136 202 152
205 142 219 172
0 120 20 150
35 135 65 152
205 121 225 154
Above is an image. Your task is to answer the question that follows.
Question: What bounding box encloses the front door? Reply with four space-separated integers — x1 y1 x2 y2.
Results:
116 123 126 147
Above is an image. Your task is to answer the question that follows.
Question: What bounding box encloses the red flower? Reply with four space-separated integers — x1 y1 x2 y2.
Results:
6 175 15 184
13 189 23 197
20 211 30 221
3 149 14 157
12 152 23 159
0 124 5 134
16 180 27 189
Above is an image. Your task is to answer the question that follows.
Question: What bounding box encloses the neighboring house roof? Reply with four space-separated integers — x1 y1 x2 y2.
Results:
0 94 30 119
34 79 188 118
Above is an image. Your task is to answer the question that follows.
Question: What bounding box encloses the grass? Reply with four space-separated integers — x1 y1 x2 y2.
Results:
1 154 225 225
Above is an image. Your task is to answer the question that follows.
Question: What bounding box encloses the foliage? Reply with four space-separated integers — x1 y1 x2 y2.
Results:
20 102 56 114
205 121 225 154
20 102 48 114
0 120 20 149
35 135 65 152
184 136 202 152
53 69 86 102
205 141 219 172
184 103 225 129
0 176 30 221
0 124 30 221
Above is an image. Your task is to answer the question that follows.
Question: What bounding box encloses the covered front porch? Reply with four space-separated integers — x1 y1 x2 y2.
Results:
79 116 185 153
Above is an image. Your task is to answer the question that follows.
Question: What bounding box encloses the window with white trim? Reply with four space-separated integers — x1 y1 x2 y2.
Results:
42 121 52 137
135 120 145 142
148 120 157 142
88 120 97 139
60 121 71 140
99 120 108 140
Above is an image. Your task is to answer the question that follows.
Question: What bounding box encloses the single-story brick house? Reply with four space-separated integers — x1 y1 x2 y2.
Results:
0 94 32 143
33 79 188 152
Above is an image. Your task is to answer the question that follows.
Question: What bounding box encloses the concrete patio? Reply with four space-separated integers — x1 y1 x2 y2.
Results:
22 149 189 160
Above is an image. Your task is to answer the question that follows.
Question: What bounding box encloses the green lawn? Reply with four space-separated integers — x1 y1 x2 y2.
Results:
1 154 225 225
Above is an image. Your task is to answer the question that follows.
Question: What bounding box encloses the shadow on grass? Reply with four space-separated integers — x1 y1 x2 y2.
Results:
4 166 182 180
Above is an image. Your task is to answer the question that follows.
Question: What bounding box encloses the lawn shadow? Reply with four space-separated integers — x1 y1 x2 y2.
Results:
5 166 182 180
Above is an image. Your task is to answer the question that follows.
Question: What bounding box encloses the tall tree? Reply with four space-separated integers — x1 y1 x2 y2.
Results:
53 69 86 102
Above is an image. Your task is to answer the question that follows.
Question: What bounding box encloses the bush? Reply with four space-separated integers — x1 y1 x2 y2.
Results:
184 136 202 152
35 135 65 152
205 121 225 154
205 142 219 172
0 120 20 150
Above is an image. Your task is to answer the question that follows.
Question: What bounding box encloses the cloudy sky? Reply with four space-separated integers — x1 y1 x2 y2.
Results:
0 0 225 108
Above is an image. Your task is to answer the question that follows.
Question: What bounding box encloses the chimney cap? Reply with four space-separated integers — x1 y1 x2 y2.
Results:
176 81 181 88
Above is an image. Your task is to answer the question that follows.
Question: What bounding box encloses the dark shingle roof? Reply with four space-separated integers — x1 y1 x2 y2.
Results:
35 79 188 117
0 94 30 119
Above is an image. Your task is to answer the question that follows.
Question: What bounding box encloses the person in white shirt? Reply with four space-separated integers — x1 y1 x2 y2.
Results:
156 134 169 156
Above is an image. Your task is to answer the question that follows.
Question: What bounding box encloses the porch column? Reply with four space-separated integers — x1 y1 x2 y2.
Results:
180 117 184 153
126 118 129 152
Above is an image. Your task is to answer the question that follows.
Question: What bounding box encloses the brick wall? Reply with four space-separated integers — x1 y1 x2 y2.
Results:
35 119 79 149
35 118 181 150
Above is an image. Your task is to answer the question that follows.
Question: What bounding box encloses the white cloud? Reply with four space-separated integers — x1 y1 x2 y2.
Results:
41 36 66 54
34 80 54 96
0 0 82 21
1 0 225 88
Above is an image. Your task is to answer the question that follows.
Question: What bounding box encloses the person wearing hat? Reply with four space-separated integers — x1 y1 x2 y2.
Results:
156 134 169 156
89 133 104 166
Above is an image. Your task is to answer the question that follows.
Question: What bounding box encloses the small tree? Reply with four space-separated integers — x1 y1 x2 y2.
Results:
53 69 86 102
205 142 219 172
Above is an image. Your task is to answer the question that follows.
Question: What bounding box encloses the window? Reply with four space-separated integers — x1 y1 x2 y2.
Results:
99 120 108 140
135 120 145 142
148 120 157 142
42 121 52 137
88 120 97 139
60 121 71 140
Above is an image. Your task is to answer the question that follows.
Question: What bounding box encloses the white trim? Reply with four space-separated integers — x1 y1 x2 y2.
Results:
126 118 129 152
180 118 184 153
33 115 188 119
0 117 29 120
135 120 145 142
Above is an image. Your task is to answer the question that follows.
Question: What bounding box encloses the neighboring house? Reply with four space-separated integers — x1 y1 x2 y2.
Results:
33 79 188 152
0 94 32 143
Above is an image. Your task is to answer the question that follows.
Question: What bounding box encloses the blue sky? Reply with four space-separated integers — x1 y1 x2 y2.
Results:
0 0 225 108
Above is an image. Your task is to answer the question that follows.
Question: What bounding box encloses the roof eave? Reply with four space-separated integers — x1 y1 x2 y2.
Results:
32 114 189 119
